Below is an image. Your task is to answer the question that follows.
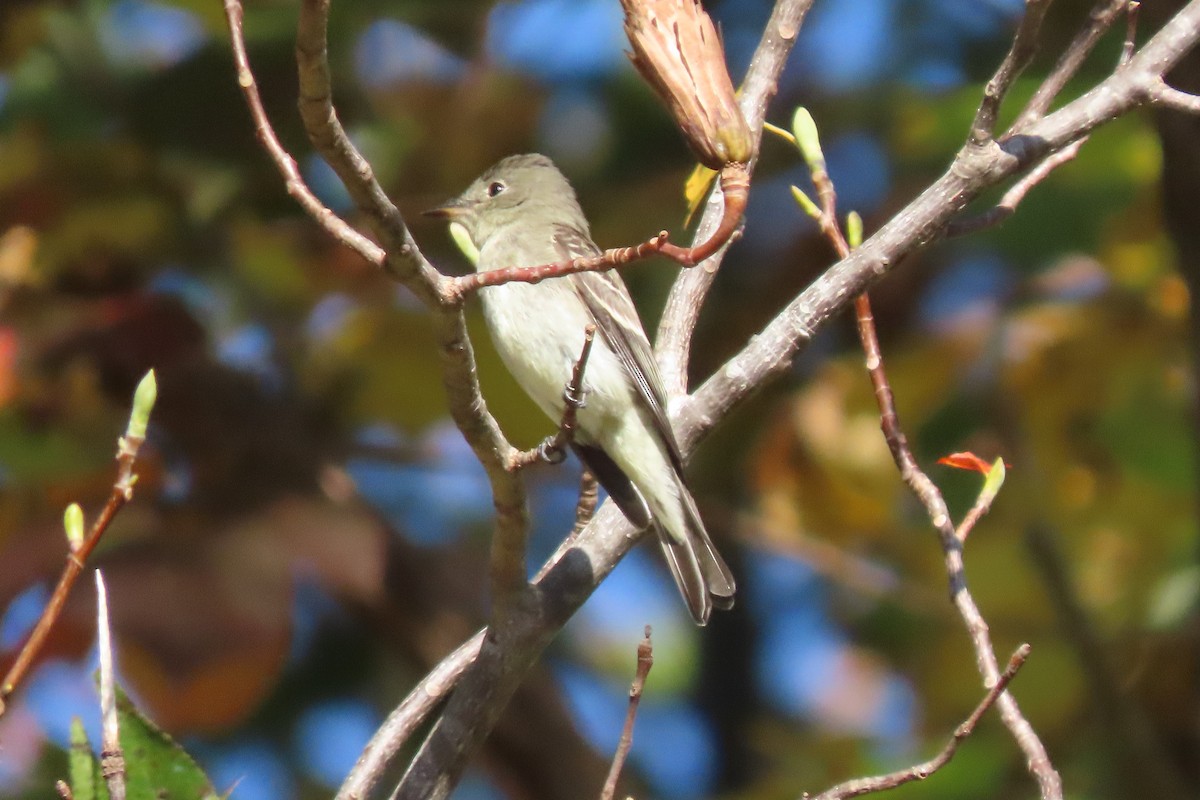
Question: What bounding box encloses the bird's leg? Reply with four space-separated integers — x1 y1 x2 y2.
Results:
511 325 597 469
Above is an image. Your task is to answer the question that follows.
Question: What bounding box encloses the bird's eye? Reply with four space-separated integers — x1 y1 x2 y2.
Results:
487 181 506 197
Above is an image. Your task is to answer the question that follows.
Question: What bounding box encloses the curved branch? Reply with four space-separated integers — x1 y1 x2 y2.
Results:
655 0 816 396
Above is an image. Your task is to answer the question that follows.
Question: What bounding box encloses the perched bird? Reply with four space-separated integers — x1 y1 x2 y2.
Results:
426 154 735 624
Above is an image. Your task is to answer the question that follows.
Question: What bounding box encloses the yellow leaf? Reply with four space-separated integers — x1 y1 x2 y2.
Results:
683 164 718 226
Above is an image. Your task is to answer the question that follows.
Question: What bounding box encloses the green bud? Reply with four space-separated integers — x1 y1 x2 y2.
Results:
789 185 821 220
791 107 826 174
127 369 157 440
846 211 863 249
64 503 85 550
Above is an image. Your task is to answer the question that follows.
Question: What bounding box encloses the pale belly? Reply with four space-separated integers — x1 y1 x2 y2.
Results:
479 280 630 441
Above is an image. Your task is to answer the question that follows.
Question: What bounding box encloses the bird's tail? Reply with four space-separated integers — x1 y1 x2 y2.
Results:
655 477 736 625
571 442 735 625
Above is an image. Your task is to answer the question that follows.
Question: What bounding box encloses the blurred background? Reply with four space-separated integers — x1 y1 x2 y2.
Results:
1 0 1198 798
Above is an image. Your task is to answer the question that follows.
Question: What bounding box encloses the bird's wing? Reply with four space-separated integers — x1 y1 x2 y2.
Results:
551 223 685 472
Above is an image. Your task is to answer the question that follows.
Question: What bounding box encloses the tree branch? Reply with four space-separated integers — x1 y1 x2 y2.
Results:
972 0 1054 143
811 645 1031 800
656 0 816 396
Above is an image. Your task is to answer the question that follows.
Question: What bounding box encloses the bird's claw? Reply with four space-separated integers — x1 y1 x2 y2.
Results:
562 385 587 409
538 438 567 464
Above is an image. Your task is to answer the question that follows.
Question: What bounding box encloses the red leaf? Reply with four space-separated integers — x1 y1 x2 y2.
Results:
938 452 995 475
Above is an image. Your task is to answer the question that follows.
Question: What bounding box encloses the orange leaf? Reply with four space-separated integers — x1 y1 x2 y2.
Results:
938 452 996 474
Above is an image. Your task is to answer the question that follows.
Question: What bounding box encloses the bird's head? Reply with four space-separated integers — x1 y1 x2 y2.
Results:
424 154 588 251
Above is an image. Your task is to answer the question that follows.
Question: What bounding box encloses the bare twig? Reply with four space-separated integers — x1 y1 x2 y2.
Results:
1146 79 1200 113
945 140 1086 237
294 0 445 295
450 238 670 300
570 471 600 537
810 645 1031 800
95 571 126 800
599 627 654 800
445 164 749 299
221 0 383 268
971 0 1054 143
795 104 1062 796
1122 2 1142 66
1014 0 1127 130
0 373 156 716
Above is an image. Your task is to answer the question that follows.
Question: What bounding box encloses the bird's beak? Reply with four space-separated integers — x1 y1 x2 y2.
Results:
423 198 471 220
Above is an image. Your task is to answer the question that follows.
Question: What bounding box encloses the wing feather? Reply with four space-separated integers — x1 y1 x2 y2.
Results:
550 223 686 472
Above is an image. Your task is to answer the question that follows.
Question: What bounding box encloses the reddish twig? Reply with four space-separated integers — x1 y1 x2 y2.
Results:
451 238 670 300
0 419 150 716
570 470 600 537
657 164 750 265
801 124 1062 797
448 165 750 301
600 626 654 800
810 645 1031 800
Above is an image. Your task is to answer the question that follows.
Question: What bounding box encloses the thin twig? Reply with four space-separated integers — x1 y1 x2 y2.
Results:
1121 1 1142 66
570 471 600 537
599 627 654 800
971 0 1054 143
95 571 126 800
446 165 749 299
221 0 383 268
294 0 445 295
801 122 1062 797
508 326 597 470
1014 0 1128 129
945 139 1086 237
1146 79 1200 113
451 234 667 296
810 645 1031 800
0 403 152 716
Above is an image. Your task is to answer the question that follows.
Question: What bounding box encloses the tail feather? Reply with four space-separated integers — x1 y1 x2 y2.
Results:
573 442 736 624
657 530 712 624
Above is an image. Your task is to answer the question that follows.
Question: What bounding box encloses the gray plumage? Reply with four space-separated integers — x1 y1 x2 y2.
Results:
428 153 735 624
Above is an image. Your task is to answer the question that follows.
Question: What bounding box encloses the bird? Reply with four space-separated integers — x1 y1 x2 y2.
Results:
426 153 735 624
